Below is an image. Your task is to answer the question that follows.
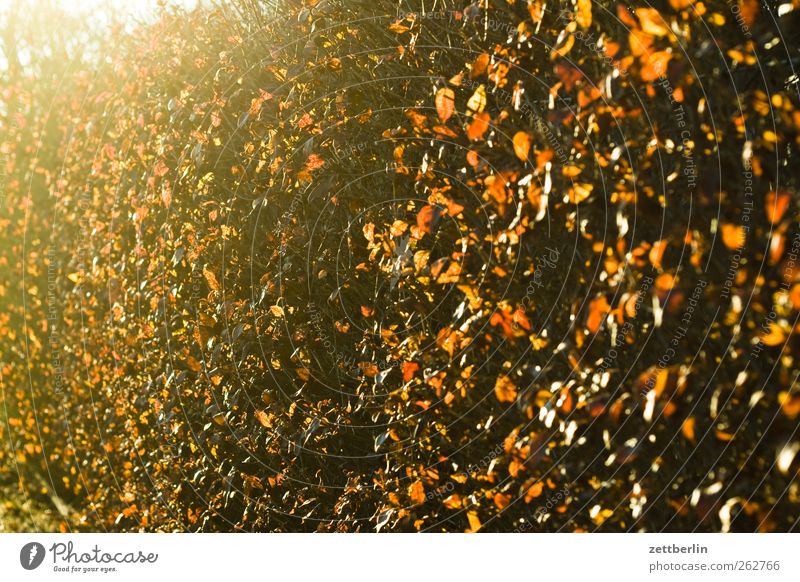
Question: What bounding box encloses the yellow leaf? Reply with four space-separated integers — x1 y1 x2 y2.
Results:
466 84 487 114
388 21 410 34
576 0 592 28
569 183 594 204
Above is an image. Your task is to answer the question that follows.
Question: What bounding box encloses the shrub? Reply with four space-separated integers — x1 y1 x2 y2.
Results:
1 0 799 532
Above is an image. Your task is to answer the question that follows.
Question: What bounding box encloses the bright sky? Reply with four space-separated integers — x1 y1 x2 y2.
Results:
0 0 201 22
0 0 206 72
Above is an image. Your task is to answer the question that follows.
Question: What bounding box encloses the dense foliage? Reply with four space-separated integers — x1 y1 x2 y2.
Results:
2 0 800 532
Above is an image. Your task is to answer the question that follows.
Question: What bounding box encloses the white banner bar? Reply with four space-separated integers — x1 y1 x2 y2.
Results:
1 534 798 581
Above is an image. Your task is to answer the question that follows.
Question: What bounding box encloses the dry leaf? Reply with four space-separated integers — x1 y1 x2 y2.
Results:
435 87 455 122
512 131 531 161
466 511 481 532
467 111 490 140
409 480 425 504
494 374 517 403
761 322 786 346
470 53 490 78
576 0 592 28
720 223 745 250
682 417 696 443
637 8 670 37
466 84 487 114
203 267 221 291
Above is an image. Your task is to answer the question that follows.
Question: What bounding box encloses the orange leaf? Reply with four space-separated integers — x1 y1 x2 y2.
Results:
153 159 170 177
720 223 745 250
409 480 425 505
485 174 509 205
761 322 786 346
402 362 419 382
388 21 410 33
512 131 531 161
435 87 455 122
587 296 610 334
494 492 511 509
765 190 790 225
649 240 667 270
443 494 462 509
525 481 544 502
466 511 481 532
568 183 593 204
203 267 221 291
390 220 408 237
640 50 672 82
470 53 490 78
467 111 490 141
739 0 758 27
682 417 696 443
494 374 517 403
528 0 545 24
416 204 440 236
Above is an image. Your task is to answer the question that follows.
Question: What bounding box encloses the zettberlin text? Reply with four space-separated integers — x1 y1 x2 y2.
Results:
649 544 708 554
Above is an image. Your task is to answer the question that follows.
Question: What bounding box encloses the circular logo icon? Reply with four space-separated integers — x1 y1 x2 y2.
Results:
20 542 46 570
